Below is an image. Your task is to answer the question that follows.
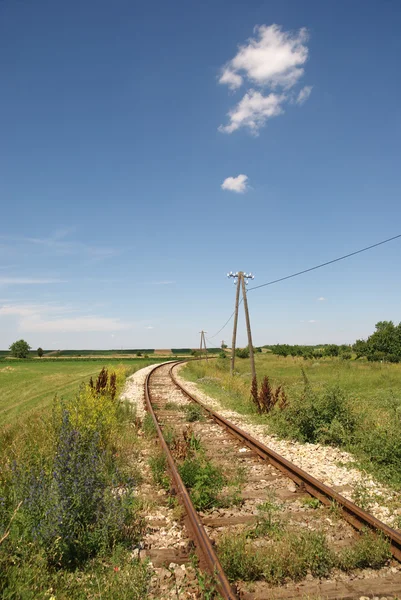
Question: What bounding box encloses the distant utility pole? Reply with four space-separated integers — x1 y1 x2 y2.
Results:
227 271 256 379
199 330 208 361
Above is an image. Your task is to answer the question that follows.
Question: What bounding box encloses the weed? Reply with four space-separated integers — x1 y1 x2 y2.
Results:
249 496 283 538
218 533 265 581
164 401 181 410
329 500 342 519
219 530 334 583
163 426 176 447
185 403 205 422
179 456 225 510
142 412 156 437
351 479 376 510
301 497 321 510
336 529 391 570
148 453 169 490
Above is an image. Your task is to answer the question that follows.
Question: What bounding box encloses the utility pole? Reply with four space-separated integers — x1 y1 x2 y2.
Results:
199 330 208 361
241 274 256 381
227 271 255 378
230 275 241 375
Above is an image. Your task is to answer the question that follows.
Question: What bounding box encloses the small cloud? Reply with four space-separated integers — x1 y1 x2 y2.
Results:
308 319 317 323
296 85 312 105
148 280 175 286
145 325 154 329
219 90 285 135
317 297 326 301
221 174 249 193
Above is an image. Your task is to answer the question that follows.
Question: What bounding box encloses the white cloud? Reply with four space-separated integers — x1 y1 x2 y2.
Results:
296 85 312 104
317 297 326 301
148 280 175 285
221 174 249 193
218 24 311 134
219 24 309 91
0 277 65 285
219 90 285 134
145 325 154 329
308 319 317 323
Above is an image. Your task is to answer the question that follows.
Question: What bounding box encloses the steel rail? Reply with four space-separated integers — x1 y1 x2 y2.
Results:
170 363 401 562
144 362 238 600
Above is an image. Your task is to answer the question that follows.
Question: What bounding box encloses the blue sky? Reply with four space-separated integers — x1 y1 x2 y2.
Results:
1 0 401 349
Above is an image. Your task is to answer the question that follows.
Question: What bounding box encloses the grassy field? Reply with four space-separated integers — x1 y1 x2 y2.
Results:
0 357 166 425
181 354 401 488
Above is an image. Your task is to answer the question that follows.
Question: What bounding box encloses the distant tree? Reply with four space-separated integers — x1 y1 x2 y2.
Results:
221 342 228 349
324 344 339 357
37 347 44 358
9 339 31 359
353 339 367 359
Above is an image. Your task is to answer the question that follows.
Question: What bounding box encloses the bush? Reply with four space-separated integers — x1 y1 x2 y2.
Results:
235 347 249 359
270 382 356 446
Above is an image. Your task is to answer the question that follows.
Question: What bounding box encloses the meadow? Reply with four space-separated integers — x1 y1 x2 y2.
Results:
181 353 401 488
0 357 166 425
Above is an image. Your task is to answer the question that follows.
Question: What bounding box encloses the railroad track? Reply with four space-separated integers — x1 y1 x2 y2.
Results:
144 361 401 599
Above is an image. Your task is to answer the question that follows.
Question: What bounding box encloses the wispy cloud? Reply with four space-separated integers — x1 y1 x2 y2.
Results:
145 325 154 329
218 24 312 134
0 302 132 333
296 85 313 105
221 174 249 193
317 297 326 301
0 277 66 285
0 229 118 260
308 319 317 323
147 280 175 286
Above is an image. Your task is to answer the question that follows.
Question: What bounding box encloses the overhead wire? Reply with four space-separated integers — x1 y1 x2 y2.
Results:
247 233 401 292
207 233 401 338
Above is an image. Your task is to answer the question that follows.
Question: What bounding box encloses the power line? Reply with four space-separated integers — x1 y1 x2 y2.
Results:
207 233 401 339
247 233 401 292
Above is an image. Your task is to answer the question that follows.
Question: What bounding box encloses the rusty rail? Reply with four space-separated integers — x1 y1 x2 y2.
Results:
170 362 401 562
144 362 238 600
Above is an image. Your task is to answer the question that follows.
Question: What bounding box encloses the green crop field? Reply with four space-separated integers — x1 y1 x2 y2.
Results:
0 357 166 425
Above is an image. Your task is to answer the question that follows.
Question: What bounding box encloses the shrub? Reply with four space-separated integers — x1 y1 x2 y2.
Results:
235 347 249 359
270 382 356 446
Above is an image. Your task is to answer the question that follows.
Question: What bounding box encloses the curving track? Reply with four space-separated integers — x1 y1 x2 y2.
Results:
144 360 401 599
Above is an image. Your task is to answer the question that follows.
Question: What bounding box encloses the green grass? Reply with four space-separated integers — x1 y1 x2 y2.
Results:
0 358 165 425
181 355 401 488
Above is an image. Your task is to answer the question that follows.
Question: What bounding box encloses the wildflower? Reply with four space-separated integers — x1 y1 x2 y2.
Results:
113 566 120 572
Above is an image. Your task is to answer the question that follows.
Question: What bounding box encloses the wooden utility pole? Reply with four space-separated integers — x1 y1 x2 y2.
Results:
241 275 256 381
227 271 256 378
199 330 208 361
230 276 241 375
